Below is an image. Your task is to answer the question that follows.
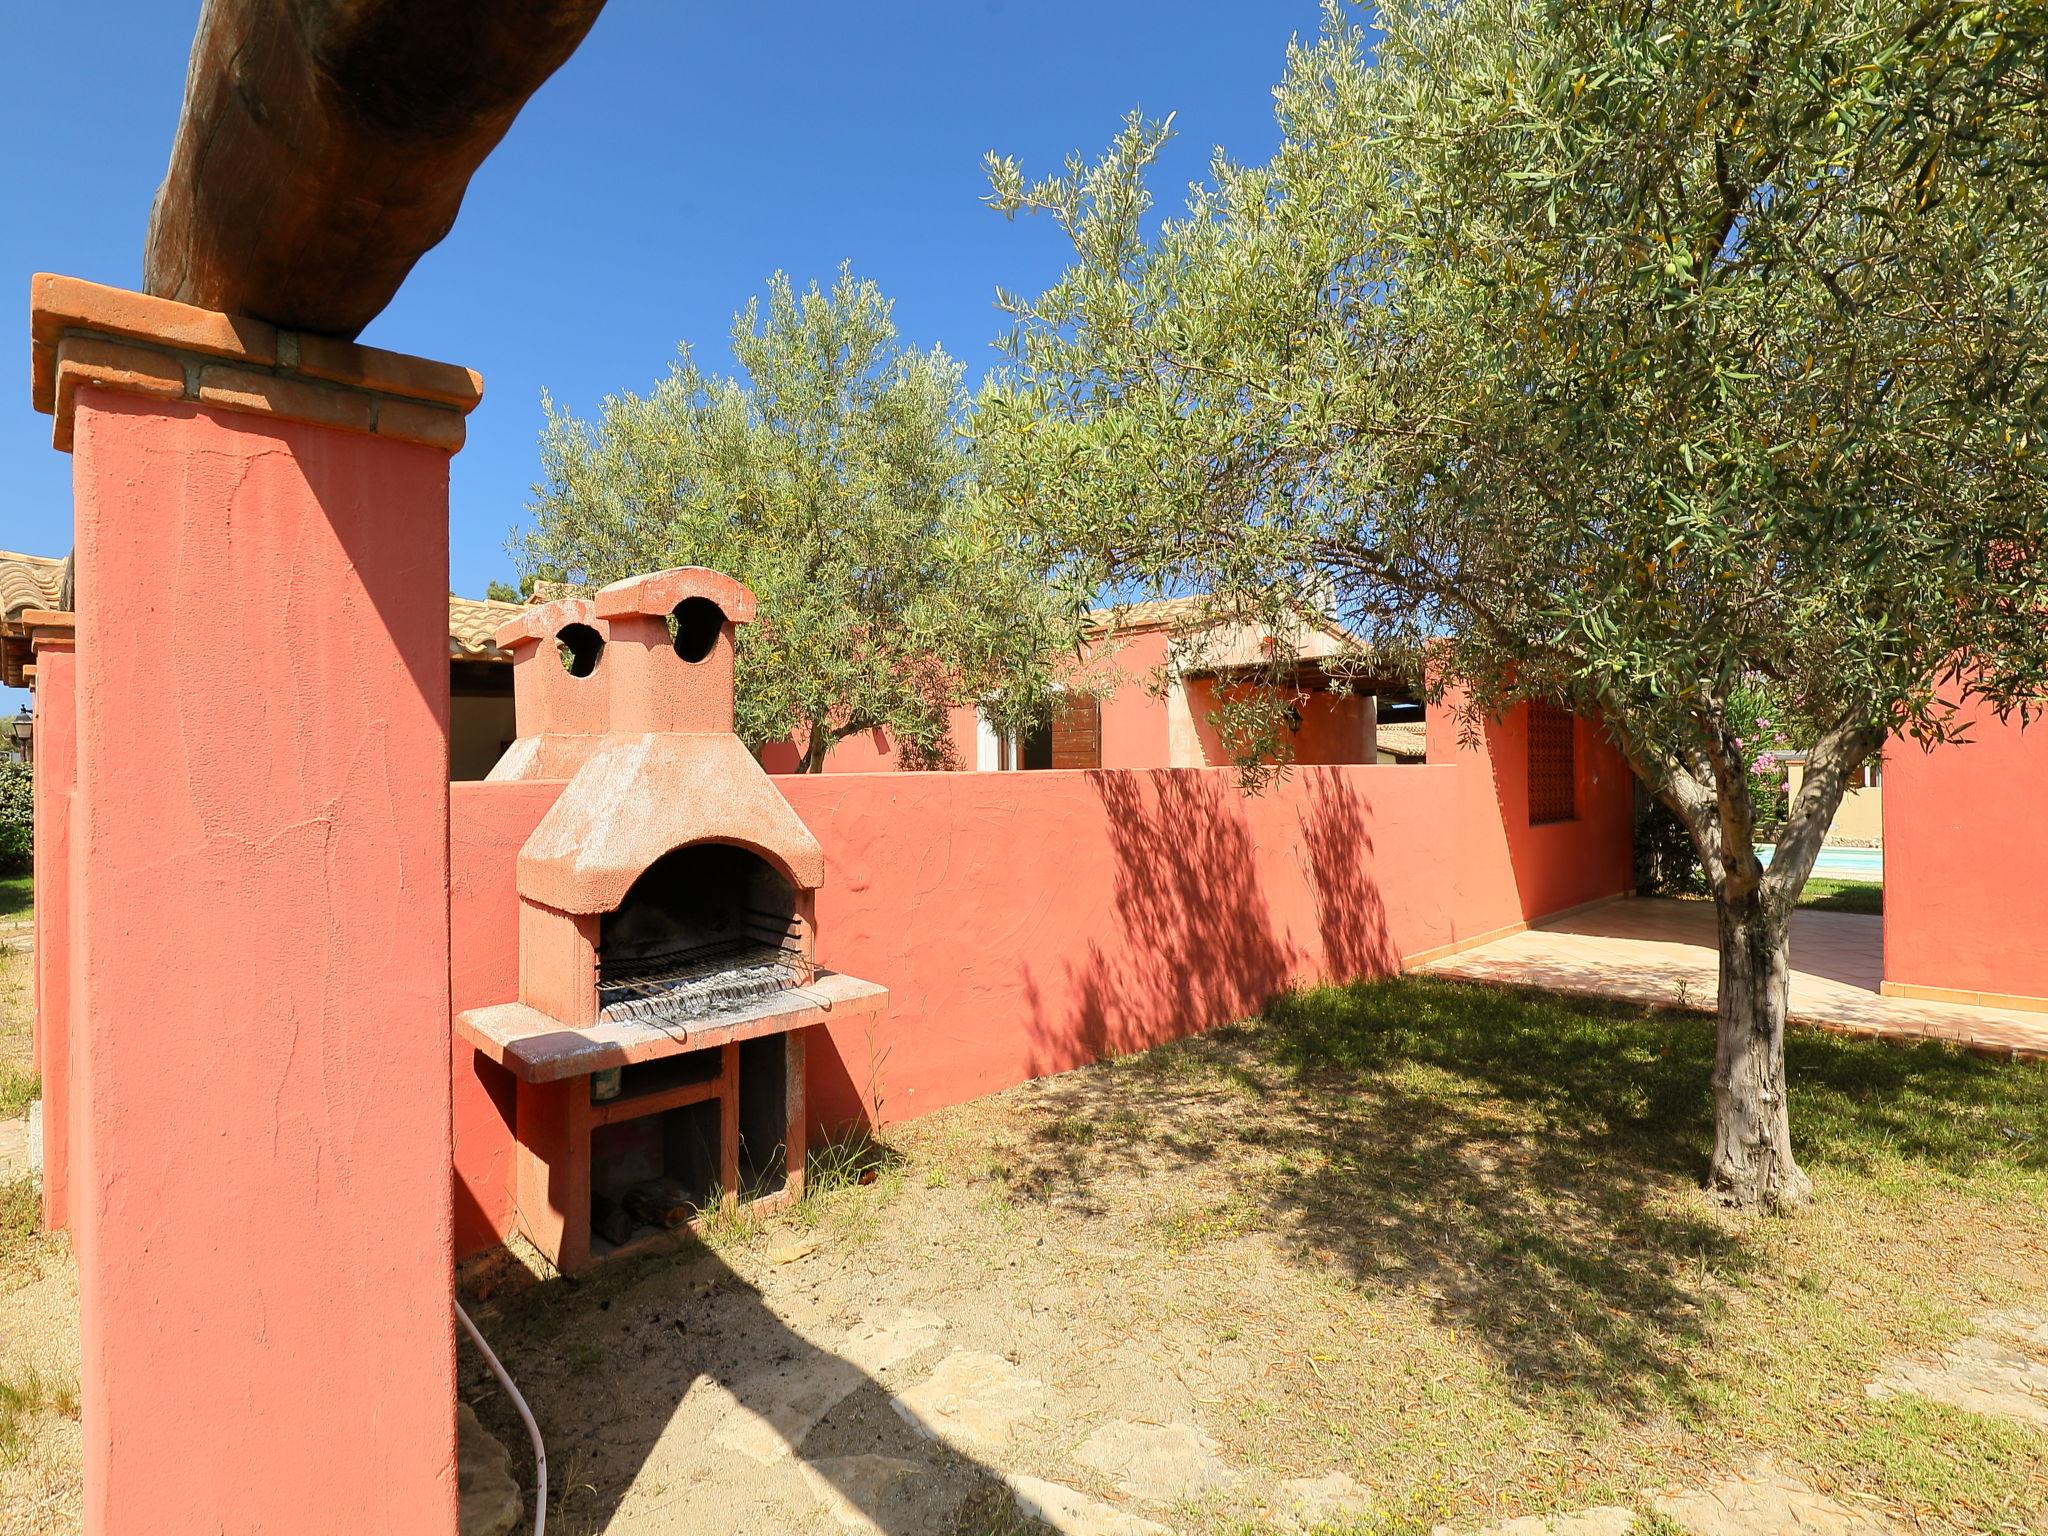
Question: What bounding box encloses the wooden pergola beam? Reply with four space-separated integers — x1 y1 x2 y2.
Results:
144 0 610 337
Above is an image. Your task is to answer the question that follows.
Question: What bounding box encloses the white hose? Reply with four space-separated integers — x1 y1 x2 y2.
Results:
455 1300 547 1536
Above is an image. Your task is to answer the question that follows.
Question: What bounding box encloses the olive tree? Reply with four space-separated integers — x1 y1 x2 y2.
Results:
976 0 2048 1209
523 267 1069 769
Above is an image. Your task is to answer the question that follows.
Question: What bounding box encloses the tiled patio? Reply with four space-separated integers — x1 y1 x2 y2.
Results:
1426 897 2048 1059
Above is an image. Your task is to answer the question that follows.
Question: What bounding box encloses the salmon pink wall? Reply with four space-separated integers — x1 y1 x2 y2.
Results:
451 779 565 1250
449 702 1631 1258
757 716 968 774
1180 676 1375 769
758 628 1311 775
68 389 457 1532
1435 699 1635 925
1884 707 2048 1004
1085 628 1174 769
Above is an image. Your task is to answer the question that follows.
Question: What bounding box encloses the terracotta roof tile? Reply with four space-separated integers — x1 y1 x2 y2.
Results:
1082 595 1216 633
2 548 522 663
0 550 69 617
1376 721 1428 759
449 595 529 661
1086 596 1363 675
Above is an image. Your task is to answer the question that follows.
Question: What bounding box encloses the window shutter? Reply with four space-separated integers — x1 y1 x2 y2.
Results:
1049 694 1102 770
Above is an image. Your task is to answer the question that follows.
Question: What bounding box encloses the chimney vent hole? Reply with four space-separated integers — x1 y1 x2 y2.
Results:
671 597 725 664
556 622 605 678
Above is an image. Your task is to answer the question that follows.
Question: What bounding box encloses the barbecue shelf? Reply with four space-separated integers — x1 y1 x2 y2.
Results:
455 968 887 1082
457 969 887 1274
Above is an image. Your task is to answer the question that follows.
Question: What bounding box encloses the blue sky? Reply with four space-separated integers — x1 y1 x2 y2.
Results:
1 0 1330 628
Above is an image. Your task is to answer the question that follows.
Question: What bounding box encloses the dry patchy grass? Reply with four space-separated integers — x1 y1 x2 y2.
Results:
933 976 2046 1533
0 942 79 1535
3 967 2041 1535
457 976 2043 1536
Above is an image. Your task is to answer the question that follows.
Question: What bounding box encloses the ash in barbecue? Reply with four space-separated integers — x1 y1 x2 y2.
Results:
598 949 803 1028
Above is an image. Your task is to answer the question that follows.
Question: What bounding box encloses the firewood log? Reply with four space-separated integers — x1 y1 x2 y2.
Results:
621 1178 696 1230
590 1191 636 1249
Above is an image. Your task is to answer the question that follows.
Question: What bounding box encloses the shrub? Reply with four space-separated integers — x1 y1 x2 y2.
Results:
1635 791 1702 898
0 761 30 874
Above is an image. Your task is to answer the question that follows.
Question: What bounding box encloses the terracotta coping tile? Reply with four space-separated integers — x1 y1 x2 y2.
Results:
493 598 602 651
594 567 758 623
29 273 483 454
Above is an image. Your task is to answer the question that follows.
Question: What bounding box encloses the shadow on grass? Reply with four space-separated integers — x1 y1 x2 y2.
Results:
999 975 2048 1420
0 875 28 924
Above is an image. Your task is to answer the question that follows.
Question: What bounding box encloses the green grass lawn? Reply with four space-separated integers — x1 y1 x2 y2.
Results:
1676 877 1884 915
1800 877 1883 915
0 875 28 924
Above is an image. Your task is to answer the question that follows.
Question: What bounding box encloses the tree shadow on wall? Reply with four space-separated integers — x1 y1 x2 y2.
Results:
455 1218 1032 1536
1019 768 1396 1081
1296 767 1399 981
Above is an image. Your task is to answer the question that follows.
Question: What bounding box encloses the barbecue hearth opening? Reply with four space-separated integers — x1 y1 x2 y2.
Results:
597 842 807 1028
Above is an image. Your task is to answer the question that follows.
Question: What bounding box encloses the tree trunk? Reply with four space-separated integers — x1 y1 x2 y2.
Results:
1706 889 1813 1213
1624 711 1880 1216
800 722 830 774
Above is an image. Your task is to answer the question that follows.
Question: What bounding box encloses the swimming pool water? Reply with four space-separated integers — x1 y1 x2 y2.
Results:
1756 843 1883 881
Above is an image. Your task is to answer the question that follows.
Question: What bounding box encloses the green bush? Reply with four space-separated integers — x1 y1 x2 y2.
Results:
1635 790 1702 898
0 761 30 874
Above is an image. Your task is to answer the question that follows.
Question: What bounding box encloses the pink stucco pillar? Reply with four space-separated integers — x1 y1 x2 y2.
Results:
26 612 76 1233
31 275 480 1535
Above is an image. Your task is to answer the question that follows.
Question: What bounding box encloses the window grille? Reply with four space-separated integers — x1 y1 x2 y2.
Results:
1528 703 1576 824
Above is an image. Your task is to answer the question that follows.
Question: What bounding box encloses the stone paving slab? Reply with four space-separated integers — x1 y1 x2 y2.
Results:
890 1350 1053 1456
1072 1418 1234 1505
1007 1472 1172 1536
1427 898 2048 1059
1866 1310 2048 1428
798 1454 939 1535
456 1400 522 1536
837 1307 946 1376
1653 1462 1900 1536
707 1354 869 1464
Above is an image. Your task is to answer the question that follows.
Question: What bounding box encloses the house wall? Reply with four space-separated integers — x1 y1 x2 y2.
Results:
1883 707 2048 1008
1087 629 1174 768
1176 676 1376 769
758 628 1387 778
451 691 517 781
449 699 1632 1257
758 628 1180 775
1786 763 1883 843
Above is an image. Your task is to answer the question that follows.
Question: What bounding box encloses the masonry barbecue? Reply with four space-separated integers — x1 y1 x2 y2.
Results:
455 567 887 1271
